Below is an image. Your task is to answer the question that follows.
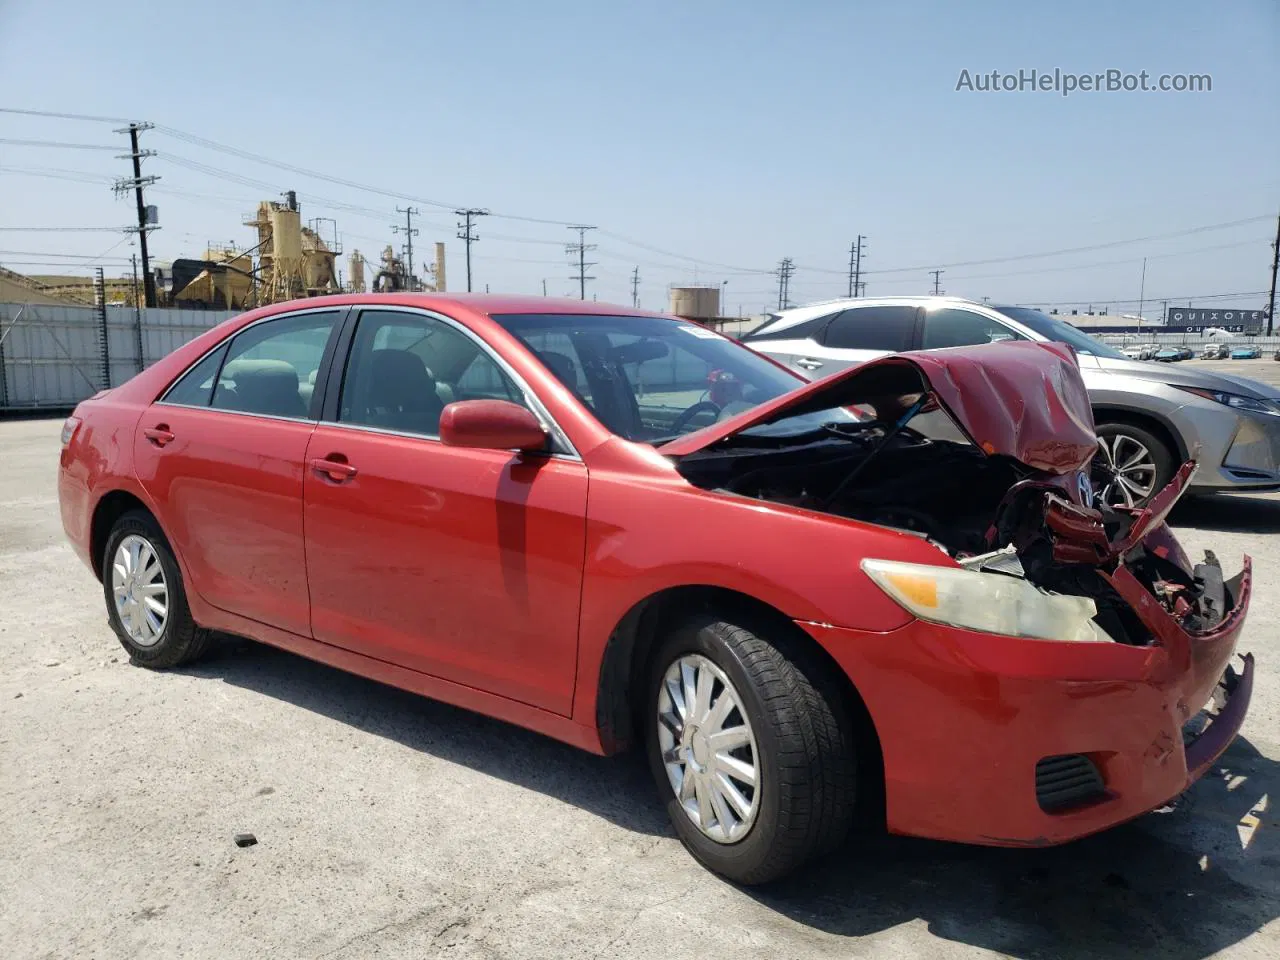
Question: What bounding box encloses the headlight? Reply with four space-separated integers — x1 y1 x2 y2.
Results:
861 558 1112 643
1176 386 1280 417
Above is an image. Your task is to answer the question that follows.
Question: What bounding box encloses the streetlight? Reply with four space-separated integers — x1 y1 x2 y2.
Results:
721 280 729 319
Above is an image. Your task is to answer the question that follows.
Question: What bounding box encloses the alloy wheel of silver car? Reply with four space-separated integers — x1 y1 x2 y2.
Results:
1094 433 1158 507
110 534 169 647
656 653 761 843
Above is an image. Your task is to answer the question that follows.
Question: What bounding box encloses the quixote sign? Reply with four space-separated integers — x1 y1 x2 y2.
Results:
1165 307 1265 331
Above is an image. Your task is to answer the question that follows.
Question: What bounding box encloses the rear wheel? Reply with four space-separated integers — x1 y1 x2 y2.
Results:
102 510 213 668
1092 422 1175 508
644 612 857 884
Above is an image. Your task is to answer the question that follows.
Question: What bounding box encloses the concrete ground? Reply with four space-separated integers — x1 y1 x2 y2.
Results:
2 401 1279 960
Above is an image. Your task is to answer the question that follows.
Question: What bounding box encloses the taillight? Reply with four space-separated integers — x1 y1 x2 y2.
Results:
61 416 81 446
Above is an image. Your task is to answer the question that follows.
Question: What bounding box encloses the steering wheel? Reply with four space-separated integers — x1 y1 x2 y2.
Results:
671 400 722 433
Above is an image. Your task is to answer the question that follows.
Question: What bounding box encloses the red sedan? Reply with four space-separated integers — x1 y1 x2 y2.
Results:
58 293 1253 883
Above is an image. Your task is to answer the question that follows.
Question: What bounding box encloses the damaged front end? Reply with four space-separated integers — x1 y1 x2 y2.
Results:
665 342 1252 666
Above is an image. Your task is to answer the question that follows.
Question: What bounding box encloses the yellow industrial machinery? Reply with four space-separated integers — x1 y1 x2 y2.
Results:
244 192 341 305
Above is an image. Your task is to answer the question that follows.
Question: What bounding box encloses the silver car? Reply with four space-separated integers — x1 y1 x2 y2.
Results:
741 296 1280 506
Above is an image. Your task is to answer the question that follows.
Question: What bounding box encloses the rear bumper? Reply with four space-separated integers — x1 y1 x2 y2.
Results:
801 562 1253 847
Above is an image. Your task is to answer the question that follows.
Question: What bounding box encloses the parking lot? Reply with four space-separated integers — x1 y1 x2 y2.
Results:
2 375 1278 958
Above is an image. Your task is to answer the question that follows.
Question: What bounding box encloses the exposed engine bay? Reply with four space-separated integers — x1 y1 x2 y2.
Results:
674 402 1232 647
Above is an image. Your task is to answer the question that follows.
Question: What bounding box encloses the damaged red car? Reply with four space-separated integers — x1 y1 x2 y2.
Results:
58 294 1253 884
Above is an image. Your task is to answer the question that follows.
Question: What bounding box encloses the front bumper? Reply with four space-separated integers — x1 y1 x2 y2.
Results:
1178 401 1280 492
800 560 1253 847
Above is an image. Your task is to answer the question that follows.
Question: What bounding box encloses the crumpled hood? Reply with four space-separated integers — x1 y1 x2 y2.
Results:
1090 355 1280 399
661 341 1099 475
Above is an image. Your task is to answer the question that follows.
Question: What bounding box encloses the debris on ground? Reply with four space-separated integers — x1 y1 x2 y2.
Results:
233 833 258 848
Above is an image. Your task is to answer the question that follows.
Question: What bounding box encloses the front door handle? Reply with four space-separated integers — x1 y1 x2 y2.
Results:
795 357 824 371
143 425 175 447
310 456 358 482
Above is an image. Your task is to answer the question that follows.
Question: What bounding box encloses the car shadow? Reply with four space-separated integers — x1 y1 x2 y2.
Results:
751 734 1280 959
183 639 1279 959
181 637 671 837
1172 493 1280 534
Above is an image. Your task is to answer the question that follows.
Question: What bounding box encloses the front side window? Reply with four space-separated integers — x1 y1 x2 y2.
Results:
820 306 917 351
920 308 1025 350
210 311 340 419
339 309 524 437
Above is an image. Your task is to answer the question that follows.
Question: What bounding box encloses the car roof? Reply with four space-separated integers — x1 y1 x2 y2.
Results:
242 292 665 320
755 295 1002 335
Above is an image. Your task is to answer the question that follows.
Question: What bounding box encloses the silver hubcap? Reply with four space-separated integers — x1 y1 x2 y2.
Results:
110 535 168 647
656 654 760 843
1094 433 1157 507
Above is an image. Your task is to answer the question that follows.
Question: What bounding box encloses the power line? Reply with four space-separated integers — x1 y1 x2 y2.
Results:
0 226 127 232
567 226 597 300
455 209 488 292
0 107 130 123
0 137 119 151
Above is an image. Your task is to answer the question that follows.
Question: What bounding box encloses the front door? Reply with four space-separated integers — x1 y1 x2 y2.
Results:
134 308 343 636
302 307 588 715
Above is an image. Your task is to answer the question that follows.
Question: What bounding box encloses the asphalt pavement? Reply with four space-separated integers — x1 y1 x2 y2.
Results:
1 410 1277 960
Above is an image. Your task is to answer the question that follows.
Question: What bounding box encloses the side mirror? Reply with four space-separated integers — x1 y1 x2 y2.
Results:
439 399 550 453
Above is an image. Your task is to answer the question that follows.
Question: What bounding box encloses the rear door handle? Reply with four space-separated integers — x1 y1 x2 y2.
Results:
310 456 358 482
143 425 175 447
795 357 824 371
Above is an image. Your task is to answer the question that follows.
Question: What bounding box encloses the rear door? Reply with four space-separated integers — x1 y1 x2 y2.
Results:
134 307 344 636
302 306 588 715
800 305 920 378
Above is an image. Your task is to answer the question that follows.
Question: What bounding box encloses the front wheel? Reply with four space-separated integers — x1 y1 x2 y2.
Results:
645 613 857 884
1092 422 1176 508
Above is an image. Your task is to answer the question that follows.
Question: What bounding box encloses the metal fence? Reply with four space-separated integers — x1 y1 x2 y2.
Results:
0 303 235 411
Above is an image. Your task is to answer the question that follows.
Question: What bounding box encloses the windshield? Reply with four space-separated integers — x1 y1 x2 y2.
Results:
490 313 859 442
991 306 1128 360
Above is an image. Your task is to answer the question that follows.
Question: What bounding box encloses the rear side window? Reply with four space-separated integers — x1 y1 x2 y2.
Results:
161 344 228 406
820 306 917 351
210 311 340 419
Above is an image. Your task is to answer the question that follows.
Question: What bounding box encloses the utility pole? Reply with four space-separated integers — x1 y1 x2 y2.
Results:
847 235 866 298
113 122 158 308
854 236 865 296
393 206 420 291
454 208 489 292
1267 211 1280 336
542 278 548 297
776 258 794 309
929 269 944 295
566 225 597 300
130 254 144 372
630 266 642 307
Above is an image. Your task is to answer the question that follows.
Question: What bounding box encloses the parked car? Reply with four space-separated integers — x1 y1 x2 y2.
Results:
58 293 1253 884
1231 346 1262 360
741 297 1280 507
1122 344 1158 361
1152 348 1184 363
1201 343 1229 360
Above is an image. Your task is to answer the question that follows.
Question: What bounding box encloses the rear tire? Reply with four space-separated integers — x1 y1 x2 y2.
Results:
102 510 213 668
1093 421 1176 508
644 612 857 884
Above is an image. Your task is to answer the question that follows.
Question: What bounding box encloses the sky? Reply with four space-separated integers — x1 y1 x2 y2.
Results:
0 0 1277 318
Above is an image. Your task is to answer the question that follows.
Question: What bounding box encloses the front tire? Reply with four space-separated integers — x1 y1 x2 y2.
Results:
645 612 857 884
102 510 213 668
1093 421 1175 508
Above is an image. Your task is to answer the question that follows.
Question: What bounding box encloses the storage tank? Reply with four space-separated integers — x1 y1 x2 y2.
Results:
669 286 721 321
270 208 303 266
349 250 366 293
